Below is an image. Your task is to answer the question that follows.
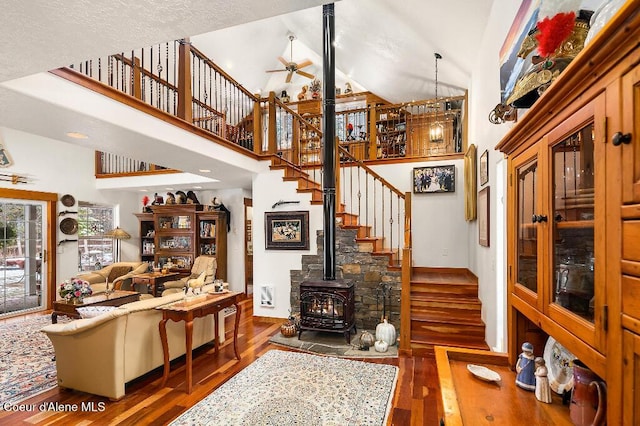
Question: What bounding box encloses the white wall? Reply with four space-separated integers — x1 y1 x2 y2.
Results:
0 127 139 294
251 168 323 319
368 159 469 268
467 0 522 352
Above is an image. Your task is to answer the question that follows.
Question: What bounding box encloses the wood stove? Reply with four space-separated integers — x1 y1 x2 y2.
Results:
298 280 356 343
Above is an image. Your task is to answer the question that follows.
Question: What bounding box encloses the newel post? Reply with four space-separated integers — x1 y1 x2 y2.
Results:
268 92 277 155
253 94 263 154
177 38 192 123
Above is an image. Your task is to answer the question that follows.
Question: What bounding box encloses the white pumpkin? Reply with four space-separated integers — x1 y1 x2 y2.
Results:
374 339 389 352
375 319 397 346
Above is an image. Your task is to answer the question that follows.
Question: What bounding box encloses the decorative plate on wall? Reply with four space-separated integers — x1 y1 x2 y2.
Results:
59 217 78 235
61 194 76 207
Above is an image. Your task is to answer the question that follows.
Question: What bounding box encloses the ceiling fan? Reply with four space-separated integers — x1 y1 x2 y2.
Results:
265 34 315 83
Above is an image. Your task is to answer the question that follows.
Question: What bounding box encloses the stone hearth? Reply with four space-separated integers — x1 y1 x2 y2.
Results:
290 227 401 333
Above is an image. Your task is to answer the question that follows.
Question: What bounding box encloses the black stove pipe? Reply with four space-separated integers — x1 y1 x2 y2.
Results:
322 3 336 281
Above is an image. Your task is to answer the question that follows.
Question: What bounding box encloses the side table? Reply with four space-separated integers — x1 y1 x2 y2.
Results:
157 291 242 394
131 272 180 297
51 290 140 323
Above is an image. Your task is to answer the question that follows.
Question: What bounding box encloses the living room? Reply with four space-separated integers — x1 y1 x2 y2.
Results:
1 0 637 424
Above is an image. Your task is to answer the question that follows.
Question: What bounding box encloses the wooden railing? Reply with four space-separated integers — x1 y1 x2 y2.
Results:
94 152 179 178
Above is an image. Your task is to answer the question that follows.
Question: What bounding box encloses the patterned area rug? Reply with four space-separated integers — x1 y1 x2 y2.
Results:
0 315 64 404
170 349 398 425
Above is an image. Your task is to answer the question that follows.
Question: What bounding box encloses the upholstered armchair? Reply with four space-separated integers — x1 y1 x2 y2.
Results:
78 261 149 294
162 256 217 294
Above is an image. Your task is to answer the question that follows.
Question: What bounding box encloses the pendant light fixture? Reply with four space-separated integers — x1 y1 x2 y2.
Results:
429 52 444 143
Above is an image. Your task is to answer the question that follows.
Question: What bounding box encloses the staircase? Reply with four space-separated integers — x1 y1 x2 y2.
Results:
272 156 488 353
410 268 489 355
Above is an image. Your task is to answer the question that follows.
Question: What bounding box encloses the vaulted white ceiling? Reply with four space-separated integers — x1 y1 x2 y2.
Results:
0 0 496 192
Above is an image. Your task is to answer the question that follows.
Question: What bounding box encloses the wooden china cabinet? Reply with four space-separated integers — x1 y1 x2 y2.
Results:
496 4 640 424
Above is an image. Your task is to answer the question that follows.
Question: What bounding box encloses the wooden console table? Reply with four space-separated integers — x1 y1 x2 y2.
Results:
157 291 242 394
435 346 572 425
131 271 180 296
51 290 140 323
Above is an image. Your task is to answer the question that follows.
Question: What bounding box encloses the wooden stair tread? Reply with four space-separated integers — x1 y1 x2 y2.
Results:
411 270 476 285
411 293 481 303
411 311 483 325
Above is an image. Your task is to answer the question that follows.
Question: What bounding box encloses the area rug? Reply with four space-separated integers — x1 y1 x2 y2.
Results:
0 315 65 405
170 349 398 425
269 330 398 358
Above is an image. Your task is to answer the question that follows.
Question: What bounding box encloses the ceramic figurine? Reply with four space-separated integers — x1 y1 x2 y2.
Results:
344 82 353 94
534 357 552 403
186 190 200 204
165 192 176 204
280 90 290 103
515 342 536 391
297 85 308 101
175 190 187 204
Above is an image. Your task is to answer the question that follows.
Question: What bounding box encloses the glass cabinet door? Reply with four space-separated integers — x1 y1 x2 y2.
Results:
551 122 595 322
515 154 540 300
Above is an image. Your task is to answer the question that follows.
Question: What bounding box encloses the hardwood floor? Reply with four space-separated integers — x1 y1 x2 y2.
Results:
0 299 442 425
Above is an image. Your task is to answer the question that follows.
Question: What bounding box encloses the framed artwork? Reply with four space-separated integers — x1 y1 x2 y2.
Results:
478 187 490 247
413 165 455 193
265 211 309 250
480 149 489 186
464 145 477 221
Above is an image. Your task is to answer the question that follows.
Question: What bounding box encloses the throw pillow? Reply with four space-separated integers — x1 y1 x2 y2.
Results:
188 271 207 288
77 305 118 319
108 266 132 283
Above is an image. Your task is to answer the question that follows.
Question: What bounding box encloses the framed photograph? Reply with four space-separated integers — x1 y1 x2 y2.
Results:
480 149 489 186
265 211 309 250
413 165 455 193
478 187 490 247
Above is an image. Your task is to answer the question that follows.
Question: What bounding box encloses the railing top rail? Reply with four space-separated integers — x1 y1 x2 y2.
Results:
189 43 259 102
338 145 405 198
273 97 323 136
376 94 466 110
111 53 179 91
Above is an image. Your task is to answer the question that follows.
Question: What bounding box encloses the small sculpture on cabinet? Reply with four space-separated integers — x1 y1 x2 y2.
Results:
152 193 164 205
515 342 536 391
280 90 290 103
165 192 176 204
297 85 308 101
534 357 553 403
175 190 188 204
344 82 353 94
186 190 200 204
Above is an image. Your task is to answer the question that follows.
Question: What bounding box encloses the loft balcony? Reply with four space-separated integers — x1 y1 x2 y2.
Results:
53 39 466 178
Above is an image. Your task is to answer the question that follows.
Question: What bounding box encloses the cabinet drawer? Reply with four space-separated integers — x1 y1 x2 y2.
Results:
133 277 151 285
622 275 640 320
623 221 640 261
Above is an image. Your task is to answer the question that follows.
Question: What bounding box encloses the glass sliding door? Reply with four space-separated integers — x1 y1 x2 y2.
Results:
0 199 47 316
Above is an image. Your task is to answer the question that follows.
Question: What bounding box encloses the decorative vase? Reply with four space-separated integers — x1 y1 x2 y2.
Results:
374 339 389 353
72 297 84 304
570 359 607 426
280 320 297 338
359 330 375 349
375 318 397 346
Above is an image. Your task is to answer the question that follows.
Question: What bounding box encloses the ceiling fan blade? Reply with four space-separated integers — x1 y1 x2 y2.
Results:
266 69 287 73
296 70 315 79
278 56 289 67
296 59 312 69
285 70 293 83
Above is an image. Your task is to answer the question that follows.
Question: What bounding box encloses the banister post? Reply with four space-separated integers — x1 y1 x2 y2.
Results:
177 38 192 123
253 94 262 154
369 104 378 160
268 92 277 155
132 57 142 100
404 192 412 250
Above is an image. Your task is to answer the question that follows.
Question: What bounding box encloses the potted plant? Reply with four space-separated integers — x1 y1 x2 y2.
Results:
309 79 321 99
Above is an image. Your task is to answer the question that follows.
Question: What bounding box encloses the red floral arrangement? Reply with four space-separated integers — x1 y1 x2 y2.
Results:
142 195 150 207
535 11 576 58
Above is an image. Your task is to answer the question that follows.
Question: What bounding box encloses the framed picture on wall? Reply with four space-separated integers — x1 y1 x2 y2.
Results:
480 149 489 186
412 165 455 193
478 187 490 247
265 211 309 250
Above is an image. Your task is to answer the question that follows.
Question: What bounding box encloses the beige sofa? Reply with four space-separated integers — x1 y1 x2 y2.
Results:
41 284 224 400
77 261 149 294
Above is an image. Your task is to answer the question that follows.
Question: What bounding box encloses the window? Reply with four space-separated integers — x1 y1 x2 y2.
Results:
77 203 114 272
